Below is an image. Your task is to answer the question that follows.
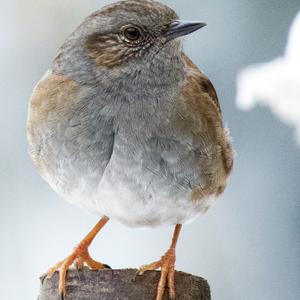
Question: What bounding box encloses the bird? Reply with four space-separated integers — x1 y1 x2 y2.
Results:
27 0 233 299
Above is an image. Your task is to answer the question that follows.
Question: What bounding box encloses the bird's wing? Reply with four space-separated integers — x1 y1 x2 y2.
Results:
181 53 222 112
27 70 115 195
171 53 233 199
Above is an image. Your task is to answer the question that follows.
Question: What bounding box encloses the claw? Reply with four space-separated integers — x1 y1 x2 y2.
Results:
136 224 182 300
132 269 142 282
137 250 176 300
103 264 112 269
59 292 64 300
41 217 110 297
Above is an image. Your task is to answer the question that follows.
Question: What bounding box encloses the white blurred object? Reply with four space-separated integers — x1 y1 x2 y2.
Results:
236 12 300 145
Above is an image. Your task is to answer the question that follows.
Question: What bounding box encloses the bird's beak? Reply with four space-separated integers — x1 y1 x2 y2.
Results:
164 20 206 41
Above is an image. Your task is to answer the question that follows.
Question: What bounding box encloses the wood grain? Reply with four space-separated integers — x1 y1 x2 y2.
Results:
39 268 211 300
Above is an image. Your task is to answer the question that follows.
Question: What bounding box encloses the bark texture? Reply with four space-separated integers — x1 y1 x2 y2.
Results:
39 268 211 300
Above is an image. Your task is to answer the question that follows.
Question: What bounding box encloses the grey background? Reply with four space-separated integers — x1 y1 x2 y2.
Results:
0 0 299 299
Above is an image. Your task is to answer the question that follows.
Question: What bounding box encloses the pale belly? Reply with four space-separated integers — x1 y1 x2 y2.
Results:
59 155 217 228
66 183 215 228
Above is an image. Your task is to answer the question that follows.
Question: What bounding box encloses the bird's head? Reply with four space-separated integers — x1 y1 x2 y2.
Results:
74 0 206 69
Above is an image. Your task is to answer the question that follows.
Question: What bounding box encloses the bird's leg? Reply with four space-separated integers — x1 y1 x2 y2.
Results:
43 216 110 298
137 224 182 300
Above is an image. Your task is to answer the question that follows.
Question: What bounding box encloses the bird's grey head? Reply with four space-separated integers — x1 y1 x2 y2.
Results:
54 0 205 77
83 0 181 69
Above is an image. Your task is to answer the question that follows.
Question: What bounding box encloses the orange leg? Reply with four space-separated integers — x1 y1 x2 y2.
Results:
43 216 110 298
137 224 182 300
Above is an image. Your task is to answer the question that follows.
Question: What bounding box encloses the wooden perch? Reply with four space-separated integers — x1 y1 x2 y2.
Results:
39 268 211 300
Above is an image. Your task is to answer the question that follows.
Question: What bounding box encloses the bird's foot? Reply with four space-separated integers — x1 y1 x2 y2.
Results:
137 248 176 300
42 241 109 299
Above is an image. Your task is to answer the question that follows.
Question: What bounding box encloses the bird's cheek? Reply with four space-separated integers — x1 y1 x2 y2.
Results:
85 44 124 69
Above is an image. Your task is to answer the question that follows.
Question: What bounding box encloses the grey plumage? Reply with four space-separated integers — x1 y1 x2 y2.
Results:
27 0 233 227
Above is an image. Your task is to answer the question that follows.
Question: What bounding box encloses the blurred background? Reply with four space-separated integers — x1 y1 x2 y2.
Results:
1 0 299 299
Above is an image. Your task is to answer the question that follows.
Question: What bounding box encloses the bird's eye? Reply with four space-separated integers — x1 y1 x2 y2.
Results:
122 26 142 41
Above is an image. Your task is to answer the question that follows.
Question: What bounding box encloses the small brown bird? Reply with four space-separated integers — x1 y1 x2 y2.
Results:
27 0 233 299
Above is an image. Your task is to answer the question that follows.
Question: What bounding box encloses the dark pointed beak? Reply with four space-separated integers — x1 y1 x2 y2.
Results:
165 20 206 41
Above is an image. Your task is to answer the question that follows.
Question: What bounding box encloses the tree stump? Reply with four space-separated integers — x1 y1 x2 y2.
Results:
39 268 211 300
